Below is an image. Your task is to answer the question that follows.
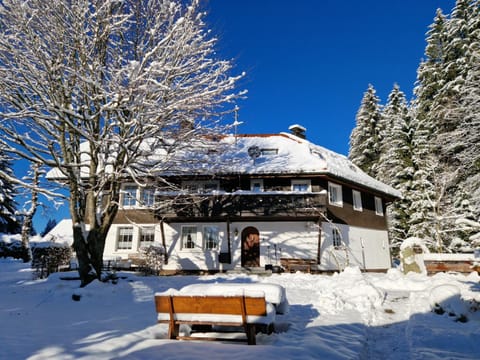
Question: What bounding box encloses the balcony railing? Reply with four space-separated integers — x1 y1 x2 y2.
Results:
154 191 327 218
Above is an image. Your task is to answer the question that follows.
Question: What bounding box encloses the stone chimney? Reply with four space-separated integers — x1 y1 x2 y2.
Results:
288 124 306 139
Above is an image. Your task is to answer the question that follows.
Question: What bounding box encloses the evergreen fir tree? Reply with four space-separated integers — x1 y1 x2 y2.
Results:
349 84 383 177
407 115 439 249
40 219 57 237
409 1 480 249
414 8 449 127
410 9 449 247
447 40 480 223
376 85 414 250
350 1 480 252
376 84 410 183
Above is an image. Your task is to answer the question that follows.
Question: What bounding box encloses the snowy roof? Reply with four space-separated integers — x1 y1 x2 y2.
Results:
46 132 401 199
40 219 74 247
203 132 401 198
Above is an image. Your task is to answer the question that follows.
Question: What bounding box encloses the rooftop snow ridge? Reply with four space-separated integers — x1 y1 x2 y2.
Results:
45 131 401 199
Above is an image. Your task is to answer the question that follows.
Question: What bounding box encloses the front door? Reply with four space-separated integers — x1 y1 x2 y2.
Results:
241 226 260 267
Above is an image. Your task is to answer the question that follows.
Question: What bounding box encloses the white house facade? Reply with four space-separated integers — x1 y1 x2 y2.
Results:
98 127 400 273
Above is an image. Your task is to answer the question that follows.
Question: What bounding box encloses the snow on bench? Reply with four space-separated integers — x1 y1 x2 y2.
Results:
155 289 276 345
178 282 289 314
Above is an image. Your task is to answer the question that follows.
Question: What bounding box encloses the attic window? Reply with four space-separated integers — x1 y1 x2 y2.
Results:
261 148 278 156
310 149 325 160
348 164 358 172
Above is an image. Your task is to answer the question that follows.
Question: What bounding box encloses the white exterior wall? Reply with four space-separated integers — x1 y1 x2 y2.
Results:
104 223 162 259
161 221 319 271
319 222 391 271
232 221 319 267
161 222 227 271
103 221 391 272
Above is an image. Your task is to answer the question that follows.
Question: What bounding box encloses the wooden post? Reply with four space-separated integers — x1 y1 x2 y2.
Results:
160 220 168 264
246 324 256 345
241 296 256 345
316 217 322 265
167 296 179 339
226 218 231 261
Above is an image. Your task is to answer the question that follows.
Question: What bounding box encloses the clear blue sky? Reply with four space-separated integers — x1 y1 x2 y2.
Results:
206 0 455 155
32 0 456 232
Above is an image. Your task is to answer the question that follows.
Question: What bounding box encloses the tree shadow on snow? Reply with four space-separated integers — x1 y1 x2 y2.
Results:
121 293 480 360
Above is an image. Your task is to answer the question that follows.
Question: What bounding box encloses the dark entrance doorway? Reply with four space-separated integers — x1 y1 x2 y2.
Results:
241 226 260 267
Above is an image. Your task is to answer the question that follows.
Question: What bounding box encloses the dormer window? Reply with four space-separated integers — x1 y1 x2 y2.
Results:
292 179 311 192
310 149 325 160
261 148 278 156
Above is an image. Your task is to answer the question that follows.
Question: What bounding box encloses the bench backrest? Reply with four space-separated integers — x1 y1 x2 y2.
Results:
155 295 267 317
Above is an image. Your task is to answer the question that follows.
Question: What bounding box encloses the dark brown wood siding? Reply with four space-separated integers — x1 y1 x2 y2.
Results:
326 182 388 230
112 175 392 230
113 209 157 224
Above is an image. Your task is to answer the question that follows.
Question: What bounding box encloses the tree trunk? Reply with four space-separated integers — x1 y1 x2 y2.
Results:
87 227 108 279
20 164 40 263
20 216 33 262
72 224 97 287
71 196 119 287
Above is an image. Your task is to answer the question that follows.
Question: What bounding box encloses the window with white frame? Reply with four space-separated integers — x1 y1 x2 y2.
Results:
352 190 363 211
181 226 197 249
328 182 343 207
375 196 384 216
332 228 342 247
141 187 155 207
203 226 219 250
292 179 311 192
250 179 264 192
117 227 134 250
139 227 155 248
122 185 137 207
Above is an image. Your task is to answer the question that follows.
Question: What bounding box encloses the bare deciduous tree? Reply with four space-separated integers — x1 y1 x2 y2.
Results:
0 0 244 286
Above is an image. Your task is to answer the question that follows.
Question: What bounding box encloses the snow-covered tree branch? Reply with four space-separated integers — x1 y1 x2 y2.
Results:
0 0 244 286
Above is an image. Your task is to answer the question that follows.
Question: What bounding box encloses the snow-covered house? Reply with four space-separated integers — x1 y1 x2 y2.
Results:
102 126 401 273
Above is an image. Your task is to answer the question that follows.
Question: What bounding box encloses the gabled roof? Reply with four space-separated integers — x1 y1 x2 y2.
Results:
46 131 401 199
199 132 401 199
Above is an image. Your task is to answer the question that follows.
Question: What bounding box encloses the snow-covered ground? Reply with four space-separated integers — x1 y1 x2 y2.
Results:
1 259 479 360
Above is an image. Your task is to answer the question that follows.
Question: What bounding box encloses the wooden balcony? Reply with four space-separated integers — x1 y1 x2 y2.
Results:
154 191 327 219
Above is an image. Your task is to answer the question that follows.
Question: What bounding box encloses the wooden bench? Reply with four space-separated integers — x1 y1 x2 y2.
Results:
155 293 276 345
280 258 317 273
178 283 289 314
425 260 475 274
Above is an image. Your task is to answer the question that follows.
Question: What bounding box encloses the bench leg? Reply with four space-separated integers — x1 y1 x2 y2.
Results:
246 324 256 345
168 323 180 340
